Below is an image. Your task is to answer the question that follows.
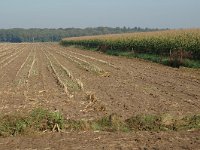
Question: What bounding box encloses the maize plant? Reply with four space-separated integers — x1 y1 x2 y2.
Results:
61 29 200 60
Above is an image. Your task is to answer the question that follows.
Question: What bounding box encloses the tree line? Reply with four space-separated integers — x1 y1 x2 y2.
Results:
0 27 164 43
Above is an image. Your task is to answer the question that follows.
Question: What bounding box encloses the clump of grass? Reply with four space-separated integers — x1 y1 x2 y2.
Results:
91 114 130 132
0 108 64 137
0 115 29 137
126 114 162 131
30 108 64 131
64 119 91 131
174 115 200 131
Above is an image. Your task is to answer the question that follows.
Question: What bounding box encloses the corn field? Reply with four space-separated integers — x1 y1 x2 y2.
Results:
61 29 200 60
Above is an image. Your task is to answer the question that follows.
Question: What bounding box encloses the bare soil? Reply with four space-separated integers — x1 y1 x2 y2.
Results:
0 131 200 150
0 43 200 149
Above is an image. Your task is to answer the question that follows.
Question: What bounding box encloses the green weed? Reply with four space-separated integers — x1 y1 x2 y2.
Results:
0 110 200 137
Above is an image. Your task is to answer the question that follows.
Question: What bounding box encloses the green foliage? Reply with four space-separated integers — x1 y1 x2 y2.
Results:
182 59 200 68
0 115 29 136
61 29 200 62
61 29 200 68
30 108 64 131
64 120 90 131
176 115 200 130
126 115 163 131
0 110 200 137
91 114 130 132
0 108 64 137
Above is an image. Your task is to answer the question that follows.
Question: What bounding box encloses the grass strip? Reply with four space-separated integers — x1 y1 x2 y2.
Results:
0 109 200 137
62 45 200 68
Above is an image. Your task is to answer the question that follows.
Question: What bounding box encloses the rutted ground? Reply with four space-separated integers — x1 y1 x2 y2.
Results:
0 43 200 149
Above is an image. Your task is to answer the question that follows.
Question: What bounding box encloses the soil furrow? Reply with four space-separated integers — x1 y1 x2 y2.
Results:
0 43 200 150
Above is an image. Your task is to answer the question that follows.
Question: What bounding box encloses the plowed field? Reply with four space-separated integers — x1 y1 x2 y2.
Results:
0 43 200 149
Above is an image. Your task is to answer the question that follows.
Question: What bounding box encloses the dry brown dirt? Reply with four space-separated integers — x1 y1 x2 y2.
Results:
0 43 200 149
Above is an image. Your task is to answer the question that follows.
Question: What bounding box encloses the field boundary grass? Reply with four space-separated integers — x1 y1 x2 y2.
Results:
0 108 200 137
61 45 200 68
104 48 200 68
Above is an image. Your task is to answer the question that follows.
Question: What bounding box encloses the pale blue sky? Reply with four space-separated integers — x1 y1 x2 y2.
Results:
0 0 200 29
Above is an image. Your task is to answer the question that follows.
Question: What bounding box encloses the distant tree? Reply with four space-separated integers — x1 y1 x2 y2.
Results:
0 27 164 43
